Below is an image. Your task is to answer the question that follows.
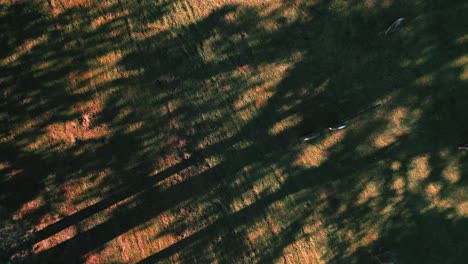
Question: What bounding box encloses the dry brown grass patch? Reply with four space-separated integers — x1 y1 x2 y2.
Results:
48 0 93 16
56 0 91 8
294 145 325 168
33 225 78 253
34 212 61 233
357 181 382 205
91 10 129 29
12 112 52 136
295 130 345 168
62 168 111 212
321 130 346 149
452 55 468 67
390 160 402 171
85 253 100 264
97 50 123 66
391 106 406 126
374 133 396 148
154 152 183 175
224 13 236 22
456 202 468 217
360 225 380 247
165 136 186 148
125 121 144 134
407 155 431 191
0 162 10 171
136 22 169 40
374 107 413 148
1 34 48 66
425 182 441 201
236 64 250 73
270 114 303 135
66 71 79 84
47 98 109 144
47 119 109 144
279 232 325 264
255 91 272 108
442 160 461 184
13 196 45 221
237 106 256 121
451 55 468 81
391 177 405 196
233 93 251 111
247 223 268 245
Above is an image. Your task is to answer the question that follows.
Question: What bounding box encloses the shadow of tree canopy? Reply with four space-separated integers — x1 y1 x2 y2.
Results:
1 0 467 263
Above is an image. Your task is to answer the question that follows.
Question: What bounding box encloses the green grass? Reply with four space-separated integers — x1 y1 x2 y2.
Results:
1 0 467 263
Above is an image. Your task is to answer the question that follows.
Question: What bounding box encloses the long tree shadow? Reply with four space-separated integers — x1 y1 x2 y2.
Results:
1 0 467 263
132 0 468 263
0 0 175 260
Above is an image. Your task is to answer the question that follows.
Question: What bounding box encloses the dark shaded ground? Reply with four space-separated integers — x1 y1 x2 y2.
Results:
1 0 467 263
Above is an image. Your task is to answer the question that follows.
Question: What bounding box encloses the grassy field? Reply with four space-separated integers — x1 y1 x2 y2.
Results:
0 0 467 263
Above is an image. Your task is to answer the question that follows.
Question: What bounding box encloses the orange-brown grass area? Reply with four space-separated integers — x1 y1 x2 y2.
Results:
1 0 467 263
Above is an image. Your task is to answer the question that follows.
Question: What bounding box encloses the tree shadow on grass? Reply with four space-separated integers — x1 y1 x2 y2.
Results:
133 0 468 263
1 0 467 263
0 0 174 260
